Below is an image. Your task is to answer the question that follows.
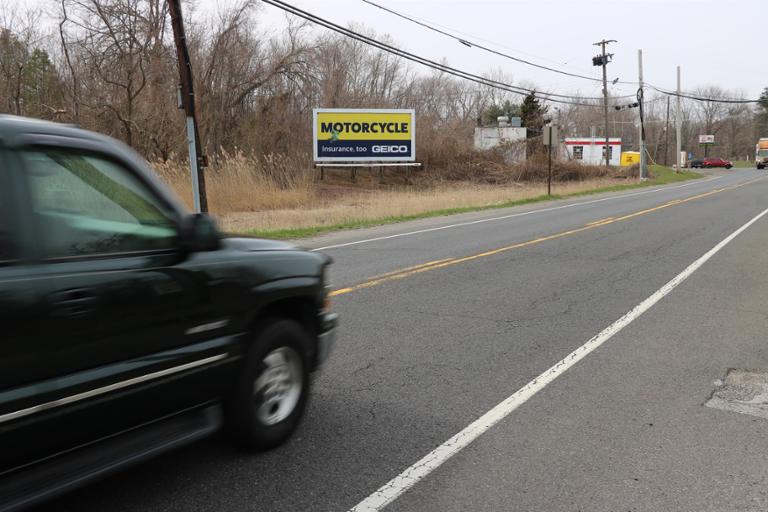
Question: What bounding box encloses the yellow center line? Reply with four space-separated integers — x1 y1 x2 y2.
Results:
330 177 765 298
329 258 456 297
369 258 456 280
587 217 615 226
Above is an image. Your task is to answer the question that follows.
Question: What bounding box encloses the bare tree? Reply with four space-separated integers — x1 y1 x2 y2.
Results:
59 0 159 147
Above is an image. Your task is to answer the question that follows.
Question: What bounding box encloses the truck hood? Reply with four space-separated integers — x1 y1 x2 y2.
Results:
222 237 298 252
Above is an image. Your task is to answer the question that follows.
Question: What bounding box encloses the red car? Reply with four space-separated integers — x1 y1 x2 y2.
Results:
701 157 733 169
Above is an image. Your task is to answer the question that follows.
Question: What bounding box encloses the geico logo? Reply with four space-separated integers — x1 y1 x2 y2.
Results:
372 145 409 153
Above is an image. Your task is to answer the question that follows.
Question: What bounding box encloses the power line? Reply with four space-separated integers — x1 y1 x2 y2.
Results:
363 0 760 106
259 0 618 106
613 79 760 104
361 0 643 100
361 0 622 86
262 0 601 103
645 84 759 104
392 12 596 75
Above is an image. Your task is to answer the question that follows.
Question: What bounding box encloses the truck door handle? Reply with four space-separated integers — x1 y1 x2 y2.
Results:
50 288 98 318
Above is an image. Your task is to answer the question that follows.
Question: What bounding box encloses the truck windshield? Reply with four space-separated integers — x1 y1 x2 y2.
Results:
758 149 768 157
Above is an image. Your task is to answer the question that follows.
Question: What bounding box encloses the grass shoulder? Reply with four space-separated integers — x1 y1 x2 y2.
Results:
243 166 701 240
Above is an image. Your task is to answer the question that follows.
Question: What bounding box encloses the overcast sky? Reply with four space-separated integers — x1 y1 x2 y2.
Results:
12 0 762 100
235 0 764 101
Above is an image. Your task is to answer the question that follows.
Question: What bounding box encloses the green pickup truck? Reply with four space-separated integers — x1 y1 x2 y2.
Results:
0 115 337 511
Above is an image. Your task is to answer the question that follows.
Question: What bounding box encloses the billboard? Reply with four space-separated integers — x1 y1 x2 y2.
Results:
313 108 416 162
699 134 715 145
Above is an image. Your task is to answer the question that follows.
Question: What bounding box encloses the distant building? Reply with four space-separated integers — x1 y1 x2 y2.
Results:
473 123 527 163
563 137 621 166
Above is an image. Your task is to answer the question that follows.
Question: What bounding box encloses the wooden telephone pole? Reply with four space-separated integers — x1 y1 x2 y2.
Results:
593 39 616 167
168 0 208 212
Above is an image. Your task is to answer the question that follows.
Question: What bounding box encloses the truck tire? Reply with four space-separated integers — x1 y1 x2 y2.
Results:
227 318 311 451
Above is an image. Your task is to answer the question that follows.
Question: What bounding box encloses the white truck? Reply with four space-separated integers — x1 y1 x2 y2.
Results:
756 138 768 169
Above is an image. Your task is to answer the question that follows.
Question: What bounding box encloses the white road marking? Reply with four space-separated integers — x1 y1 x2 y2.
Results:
311 176 721 251
350 204 768 512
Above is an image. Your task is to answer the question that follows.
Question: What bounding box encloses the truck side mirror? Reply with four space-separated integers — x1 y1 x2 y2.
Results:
180 213 221 252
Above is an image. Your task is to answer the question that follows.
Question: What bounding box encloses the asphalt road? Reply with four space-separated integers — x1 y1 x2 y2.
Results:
41 168 768 511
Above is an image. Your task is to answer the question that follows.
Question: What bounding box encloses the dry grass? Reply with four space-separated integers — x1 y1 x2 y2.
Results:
152 151 639 234
153 151 315 212
218 179 621 233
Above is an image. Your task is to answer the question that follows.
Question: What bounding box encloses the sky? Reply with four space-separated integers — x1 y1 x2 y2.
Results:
10 0 763 101
227 0 765 101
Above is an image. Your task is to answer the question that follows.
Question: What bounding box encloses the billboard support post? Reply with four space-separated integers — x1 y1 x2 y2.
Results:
699 134 715 158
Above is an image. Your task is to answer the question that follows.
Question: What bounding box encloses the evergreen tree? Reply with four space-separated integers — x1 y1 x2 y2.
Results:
483 100 520 125
519 91 549 138
0 30 63 118
756 87 768 134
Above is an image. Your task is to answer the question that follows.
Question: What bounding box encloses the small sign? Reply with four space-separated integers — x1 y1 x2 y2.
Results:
543 125 559 146
699 134 715 145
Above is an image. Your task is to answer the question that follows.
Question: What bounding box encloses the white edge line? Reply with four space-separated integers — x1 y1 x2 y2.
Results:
311 176 721 251
350 205 768 512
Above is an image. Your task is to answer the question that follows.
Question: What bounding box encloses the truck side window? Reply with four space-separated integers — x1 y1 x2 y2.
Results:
21 149 179 259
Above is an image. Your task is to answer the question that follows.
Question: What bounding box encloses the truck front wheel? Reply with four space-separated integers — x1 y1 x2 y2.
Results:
227 318 311 451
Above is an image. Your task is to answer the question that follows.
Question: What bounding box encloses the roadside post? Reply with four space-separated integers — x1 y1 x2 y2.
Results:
543 124 558 196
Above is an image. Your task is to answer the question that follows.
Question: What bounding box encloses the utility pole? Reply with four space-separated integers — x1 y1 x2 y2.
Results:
675 66 682 173
546 124 553 196
593 39 616 167
168 0 208 213
664 96 671 166
637 49 647 180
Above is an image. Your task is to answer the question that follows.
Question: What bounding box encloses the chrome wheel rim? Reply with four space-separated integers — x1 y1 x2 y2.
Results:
253 346 303 426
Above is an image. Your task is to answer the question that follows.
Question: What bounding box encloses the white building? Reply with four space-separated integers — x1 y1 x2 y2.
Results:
474 126 527 163
563 137 621 166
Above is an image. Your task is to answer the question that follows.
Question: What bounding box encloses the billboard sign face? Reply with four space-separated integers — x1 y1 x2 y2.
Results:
699 134 715 145
313 108 416 162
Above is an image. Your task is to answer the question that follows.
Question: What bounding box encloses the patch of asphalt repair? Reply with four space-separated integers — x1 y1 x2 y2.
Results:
706 369 768 420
